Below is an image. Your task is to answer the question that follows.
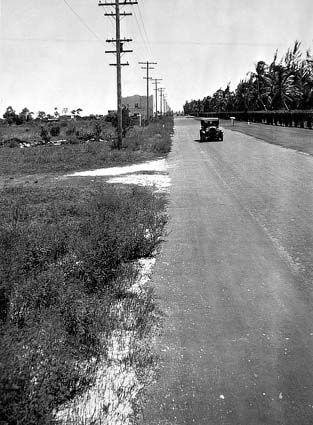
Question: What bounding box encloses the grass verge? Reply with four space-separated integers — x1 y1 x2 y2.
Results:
0 117 173 424
221 119 313 156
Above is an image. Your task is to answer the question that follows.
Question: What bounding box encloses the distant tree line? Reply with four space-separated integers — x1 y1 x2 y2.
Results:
2 106 85 125
184 41 313 115
3 107 34 125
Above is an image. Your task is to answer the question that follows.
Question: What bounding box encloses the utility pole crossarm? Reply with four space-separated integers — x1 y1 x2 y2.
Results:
104 12 133 16
109 62 130 66
106 50 133 53
106 38 133 42
99 0 136 149
99 1 138 5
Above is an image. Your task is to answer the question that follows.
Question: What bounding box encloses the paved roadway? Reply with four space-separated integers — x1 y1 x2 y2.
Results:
142 117 313 425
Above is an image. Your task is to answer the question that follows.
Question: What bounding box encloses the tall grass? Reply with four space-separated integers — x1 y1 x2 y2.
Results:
0 183 167 424
0 116 174 176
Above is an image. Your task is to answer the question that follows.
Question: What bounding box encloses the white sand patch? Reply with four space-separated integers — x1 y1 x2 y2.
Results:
108 173 171 191
129 258 156 295
55 335 141 425
66 159 167 177
54 257 157 425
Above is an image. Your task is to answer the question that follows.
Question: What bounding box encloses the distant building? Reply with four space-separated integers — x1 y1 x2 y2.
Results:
122 94 153 120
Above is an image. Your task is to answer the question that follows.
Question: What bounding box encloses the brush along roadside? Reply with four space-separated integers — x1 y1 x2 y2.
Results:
0 116 173 424
0 182 168 425
0 117 173 177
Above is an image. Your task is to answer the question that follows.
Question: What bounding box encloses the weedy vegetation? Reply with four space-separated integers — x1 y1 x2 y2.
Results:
0 116 173 424
0 117 173 175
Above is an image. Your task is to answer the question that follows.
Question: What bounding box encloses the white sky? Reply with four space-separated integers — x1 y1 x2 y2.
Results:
1 0 313 115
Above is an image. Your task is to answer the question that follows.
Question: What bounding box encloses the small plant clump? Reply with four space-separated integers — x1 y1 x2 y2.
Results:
50 125 60 137
40 126 51 144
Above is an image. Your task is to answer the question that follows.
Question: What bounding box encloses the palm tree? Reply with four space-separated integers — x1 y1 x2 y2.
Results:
234 80 254 111
268 64 299 110
247 61 272 110
289 48 313 109
183 41 313 114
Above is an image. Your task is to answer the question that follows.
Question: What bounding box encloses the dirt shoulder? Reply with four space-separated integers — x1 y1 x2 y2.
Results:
221 119 313 156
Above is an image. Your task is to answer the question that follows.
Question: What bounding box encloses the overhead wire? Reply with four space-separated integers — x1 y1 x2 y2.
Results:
62 0 104 44
131 40 288 47
124 9 145 64
131 3 156 104
134 3 165 88
135 3 153 58
1 37 104 43
132 6 151 59
136 3 165 108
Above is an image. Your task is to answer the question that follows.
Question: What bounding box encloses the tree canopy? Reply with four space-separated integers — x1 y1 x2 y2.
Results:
184 41 313 115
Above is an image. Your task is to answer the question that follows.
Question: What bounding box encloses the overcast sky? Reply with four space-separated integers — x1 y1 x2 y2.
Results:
1 0 313 116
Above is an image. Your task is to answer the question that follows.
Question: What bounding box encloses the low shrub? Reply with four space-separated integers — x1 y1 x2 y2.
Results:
1 137 23 148
123 117 173 154
50 125 60 137
0 183 167 423
40 127 51 144
65 125 76 136
94 121 102 141
0 116 173 175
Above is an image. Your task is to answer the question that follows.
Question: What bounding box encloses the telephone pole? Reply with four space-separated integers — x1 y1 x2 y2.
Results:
159 87 165 116
163 94 167 115
151 78 162 118
139 61 157 125
99 0 137 149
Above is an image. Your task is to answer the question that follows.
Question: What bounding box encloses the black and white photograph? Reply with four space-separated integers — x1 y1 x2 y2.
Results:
1 1 313 424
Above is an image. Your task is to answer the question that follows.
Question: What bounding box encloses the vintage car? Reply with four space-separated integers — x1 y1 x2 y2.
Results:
199 118 223 142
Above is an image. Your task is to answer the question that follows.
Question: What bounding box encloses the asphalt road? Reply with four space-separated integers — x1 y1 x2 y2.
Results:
142 117 313 425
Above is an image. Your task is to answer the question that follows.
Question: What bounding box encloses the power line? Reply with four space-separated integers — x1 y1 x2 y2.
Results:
136 40 289 47
63 0 104 43
132 7 150 58
0 37 102 43
123 11 144 63
136 3 153 57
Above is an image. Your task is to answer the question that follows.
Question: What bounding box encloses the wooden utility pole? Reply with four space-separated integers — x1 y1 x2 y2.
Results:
163 94 167 115
139 61 157 124
152 78 162 118
159 87 165 116
99 0 137 149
